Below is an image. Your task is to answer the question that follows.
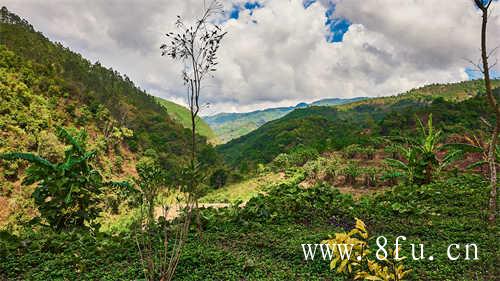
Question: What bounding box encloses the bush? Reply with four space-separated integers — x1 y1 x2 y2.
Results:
0 127 129 230
209 168 228 189
238 181 355 225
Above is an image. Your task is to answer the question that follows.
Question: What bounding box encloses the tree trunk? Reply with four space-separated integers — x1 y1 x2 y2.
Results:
478 4 499 224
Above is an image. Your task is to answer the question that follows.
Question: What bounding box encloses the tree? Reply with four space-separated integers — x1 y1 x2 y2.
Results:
161 0 226 234
209 168 228 189
472 0 499 224
134 157 186 281
0 127 128 230
137 1 226 280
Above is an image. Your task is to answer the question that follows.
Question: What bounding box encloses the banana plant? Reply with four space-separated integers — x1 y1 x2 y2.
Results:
0 127 129 230
385 114 446 184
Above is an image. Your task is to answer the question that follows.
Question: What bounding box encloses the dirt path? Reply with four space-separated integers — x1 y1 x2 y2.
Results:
155 203 230 220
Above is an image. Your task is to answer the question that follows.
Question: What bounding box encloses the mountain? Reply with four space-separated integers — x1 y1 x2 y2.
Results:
310 97 365 106
155 98 218 143
218 80 500 169
204 97 365 143
0 6 213 184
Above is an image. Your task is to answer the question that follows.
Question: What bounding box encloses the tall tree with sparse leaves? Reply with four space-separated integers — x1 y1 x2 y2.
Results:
161 0 226 234
472 0 499 224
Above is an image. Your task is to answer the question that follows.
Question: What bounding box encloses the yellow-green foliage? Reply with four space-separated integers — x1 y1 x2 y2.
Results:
322 219 411 281
155 97 218 143
200 172 282 203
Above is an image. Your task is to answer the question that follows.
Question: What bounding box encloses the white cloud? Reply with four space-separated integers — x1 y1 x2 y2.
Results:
2 0 499 115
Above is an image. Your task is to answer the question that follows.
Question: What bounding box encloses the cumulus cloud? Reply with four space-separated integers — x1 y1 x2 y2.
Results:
2 0 499 114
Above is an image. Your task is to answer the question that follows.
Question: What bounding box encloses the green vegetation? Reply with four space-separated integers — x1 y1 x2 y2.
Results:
201 172 282 203
0 6 212 173
219 80 500 169
0 128 129 230
0 6 216 227
1 6 499 281
156 98 217 143
2 172 497 280
204 97 365 143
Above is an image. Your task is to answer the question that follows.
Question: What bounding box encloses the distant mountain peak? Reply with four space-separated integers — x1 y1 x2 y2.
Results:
204 97 367 143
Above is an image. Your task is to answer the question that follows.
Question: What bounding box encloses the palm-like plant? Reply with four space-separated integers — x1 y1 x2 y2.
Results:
384 143 420 184
415 114 442 184
0 127 128 230
385 114 450 185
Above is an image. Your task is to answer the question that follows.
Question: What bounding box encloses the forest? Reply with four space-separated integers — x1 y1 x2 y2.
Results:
0 1 499 281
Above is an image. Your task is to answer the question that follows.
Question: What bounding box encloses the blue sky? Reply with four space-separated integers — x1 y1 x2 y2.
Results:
230 1 351 43
228 0 496 82
229 1 262 19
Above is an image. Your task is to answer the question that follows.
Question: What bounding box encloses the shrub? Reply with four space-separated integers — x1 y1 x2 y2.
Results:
304 156 341 182
322 219 412 280
209 168 228 189
0 127 129 230
239 180 354 225
343 144 361 159
362 166 378 187
342 161 361 186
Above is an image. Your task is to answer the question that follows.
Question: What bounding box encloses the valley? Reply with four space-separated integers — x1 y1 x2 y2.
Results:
1 3 499 281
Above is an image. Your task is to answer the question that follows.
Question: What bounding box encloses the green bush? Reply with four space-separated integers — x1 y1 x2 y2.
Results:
209 168 228 189
0 127 129 230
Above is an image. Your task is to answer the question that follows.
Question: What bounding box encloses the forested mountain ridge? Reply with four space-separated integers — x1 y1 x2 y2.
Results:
218 79 500 168
0 7 214 224
0 7 212 167
204 97 365 143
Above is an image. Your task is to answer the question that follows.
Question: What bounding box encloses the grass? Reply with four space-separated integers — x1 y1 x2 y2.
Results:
155 97 218 143
200 172 283 203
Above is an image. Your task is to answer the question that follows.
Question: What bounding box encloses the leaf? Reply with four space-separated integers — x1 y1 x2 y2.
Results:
65 187 73 204
57 127 84 154
337 259 348 273
105 181 132 189
466 160 487 170
384 158 408 171
355 218 367 232
0 153 55 169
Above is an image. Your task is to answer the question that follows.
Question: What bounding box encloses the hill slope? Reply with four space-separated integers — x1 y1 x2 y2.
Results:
218 80 500 168
0 6 212 171
0 6 223 225
204 97 365 143
155 98 217 143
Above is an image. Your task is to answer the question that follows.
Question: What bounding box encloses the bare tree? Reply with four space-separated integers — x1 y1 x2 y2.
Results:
472 0 499 224
161 0 226 233
134 2 226 280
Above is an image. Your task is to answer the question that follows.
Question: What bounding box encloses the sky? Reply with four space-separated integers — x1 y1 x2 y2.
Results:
2 0 500 115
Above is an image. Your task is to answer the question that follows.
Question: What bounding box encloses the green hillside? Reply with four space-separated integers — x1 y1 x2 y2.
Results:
1 5 500 281
155 98 218 143
0 7 216 223
0 7 213 169
205 97 365 143
218 79 500 168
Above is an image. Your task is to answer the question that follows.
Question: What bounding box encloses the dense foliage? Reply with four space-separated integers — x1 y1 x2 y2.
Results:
1 172 496 280
219 81 500 169
0 7 212 172
0 128 129 230
204 97 365 143
1 6 498 281
0 6 219 227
